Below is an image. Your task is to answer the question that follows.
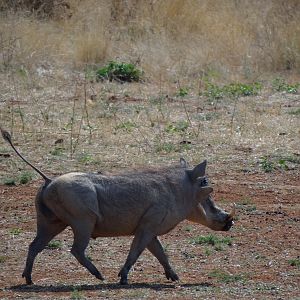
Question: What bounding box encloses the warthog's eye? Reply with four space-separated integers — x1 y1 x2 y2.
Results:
199 177 208 187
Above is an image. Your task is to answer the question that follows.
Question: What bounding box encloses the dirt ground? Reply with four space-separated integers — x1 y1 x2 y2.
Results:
0 167 299 299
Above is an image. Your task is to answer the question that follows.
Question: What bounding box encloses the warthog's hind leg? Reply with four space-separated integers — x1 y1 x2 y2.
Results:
22 222 67 285
70 221 104 281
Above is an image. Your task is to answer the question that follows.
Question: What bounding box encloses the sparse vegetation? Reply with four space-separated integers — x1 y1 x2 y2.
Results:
202 81 262 100
71 288 84 300
177 87 189 97
165 120 189 134
190 234 233 246
3 172 33 185
4 177 16 186
288 258 300 267
272 78 299 94
18 171 33 184
288 108 300 116
115 120 137 132
47 240 62 250
260 157 275 173
209 269 247 283
10 228 22 236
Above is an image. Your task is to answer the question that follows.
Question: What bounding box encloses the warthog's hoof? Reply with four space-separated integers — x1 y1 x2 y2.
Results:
22 273 33 285
165 270 179 281
118 270 128 285
119 277 128 285
94 271 104 281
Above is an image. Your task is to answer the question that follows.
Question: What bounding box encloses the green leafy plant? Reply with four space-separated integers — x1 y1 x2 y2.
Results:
222 82 262 97
10 228 22 236
19 171 33 184
96 61 142 82
202 81 262 100
190 234 233 246
202 82 224 100
47 240 62 249
177 87 189 97
4 178 16 186
115 120 137 132
165 120 189 133
260 157 274 173
272 77 299 94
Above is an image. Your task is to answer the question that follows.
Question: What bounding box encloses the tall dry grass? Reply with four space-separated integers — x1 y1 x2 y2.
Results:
0 0 299 81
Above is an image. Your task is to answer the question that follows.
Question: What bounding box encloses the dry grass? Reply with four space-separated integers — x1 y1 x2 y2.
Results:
0 0 299 80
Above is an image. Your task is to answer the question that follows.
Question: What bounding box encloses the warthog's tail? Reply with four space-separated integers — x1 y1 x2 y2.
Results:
1 127 51 184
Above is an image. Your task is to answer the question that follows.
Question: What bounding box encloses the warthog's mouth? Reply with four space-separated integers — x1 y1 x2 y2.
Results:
222 218 234 231
222 203 236 231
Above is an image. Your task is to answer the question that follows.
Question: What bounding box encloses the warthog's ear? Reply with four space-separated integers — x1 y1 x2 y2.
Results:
186 160 207 182
180 157 188 168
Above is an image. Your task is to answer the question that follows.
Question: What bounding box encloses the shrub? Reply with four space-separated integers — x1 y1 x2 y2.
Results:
96 61 142 82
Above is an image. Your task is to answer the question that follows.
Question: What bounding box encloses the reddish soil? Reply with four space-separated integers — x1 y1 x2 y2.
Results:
0 169 299 299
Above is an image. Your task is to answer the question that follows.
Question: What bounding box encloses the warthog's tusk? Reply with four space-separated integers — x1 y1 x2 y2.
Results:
228 203 236 219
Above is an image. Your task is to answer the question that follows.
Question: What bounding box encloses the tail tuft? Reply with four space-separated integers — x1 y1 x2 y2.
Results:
1 127 12 144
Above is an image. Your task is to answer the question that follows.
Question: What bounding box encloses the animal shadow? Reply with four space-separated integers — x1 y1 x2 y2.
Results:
9 282 212 293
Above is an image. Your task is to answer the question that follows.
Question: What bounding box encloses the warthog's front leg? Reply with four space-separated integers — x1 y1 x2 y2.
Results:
147 237 179 281
118 230 154 285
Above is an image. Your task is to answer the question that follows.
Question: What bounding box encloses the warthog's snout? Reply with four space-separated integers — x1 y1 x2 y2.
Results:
222 203 236 231
222 216 234 231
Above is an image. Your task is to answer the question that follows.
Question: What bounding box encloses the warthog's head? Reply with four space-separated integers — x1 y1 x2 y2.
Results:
182 159 235 231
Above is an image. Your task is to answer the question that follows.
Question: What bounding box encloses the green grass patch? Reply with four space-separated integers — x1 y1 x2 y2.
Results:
47 240 62 249
115 120 137 132
209 269 247 283
4 177 16 186
71 288 84 300
3 171 33 186
190 234 233 246
272 77 299 94
155 142 176 154
96 61 142 82
288 258 300 267
0 256 6 263
260 157 274 173
288 108 300 116
177 87 189 97
165 120 189 134
202 81 262 100
18 171 33 184
10 228 22 236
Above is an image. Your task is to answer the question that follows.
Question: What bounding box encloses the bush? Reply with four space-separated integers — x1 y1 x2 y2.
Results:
96 61 142 83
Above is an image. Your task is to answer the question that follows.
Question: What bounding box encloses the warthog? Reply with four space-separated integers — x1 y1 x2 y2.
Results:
1 128 235 285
